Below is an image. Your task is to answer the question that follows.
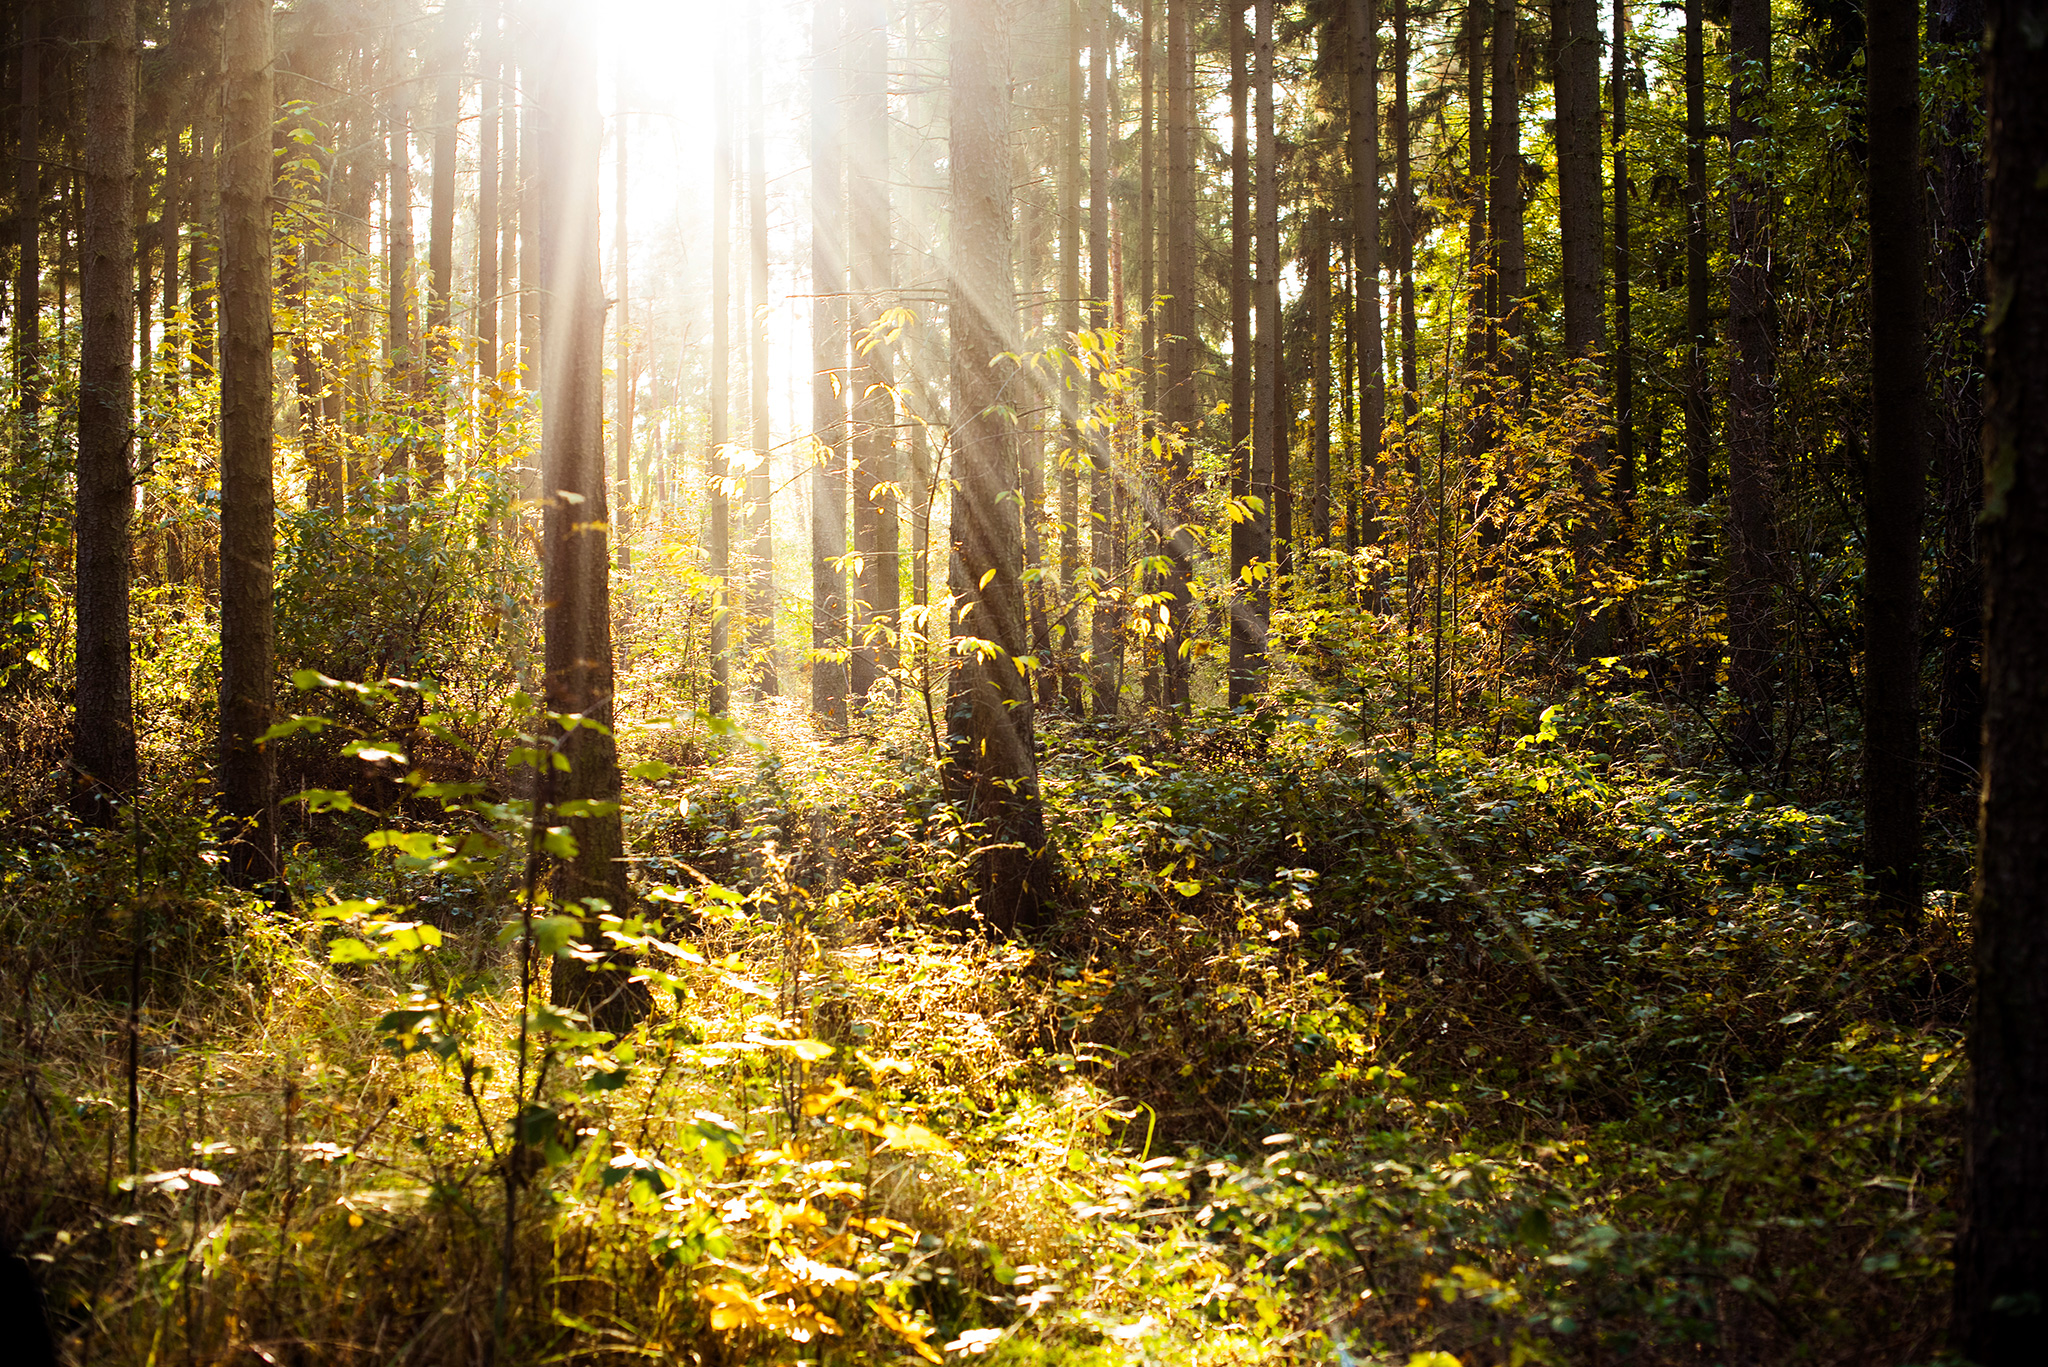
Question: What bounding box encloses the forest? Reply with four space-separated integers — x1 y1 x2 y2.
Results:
2 0 2045 1360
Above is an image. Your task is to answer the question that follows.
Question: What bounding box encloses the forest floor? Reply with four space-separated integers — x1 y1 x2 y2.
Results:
0 669 1971 1365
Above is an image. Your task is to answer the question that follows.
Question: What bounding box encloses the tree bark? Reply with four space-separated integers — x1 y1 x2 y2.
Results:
708 39 733 717
849 0 897 705
1309 208 1332 552
1161 0 1196 708
1088 0 1116 718
1930 0 1985 789
423 6 458 486
1611 0 1633 571
1348 0 1384 550
1726 0 1778 761
945 0 1052 934
386 101 416 506
811 0 848 724
1863 0 1926 920
1234 0 1276 705
531 8 641 1030
75 0 139 818
1556 0 1609 661
478 0 499 387
1059 0 1084 714
746 9 777 699
1683 0 1712 583
614 60 633 572
1956 0 2048 1348
219 0 277 885
14 4 42 425
1228 0 1254 702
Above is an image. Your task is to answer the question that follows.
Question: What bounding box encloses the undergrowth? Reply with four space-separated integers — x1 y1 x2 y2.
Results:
0 680 1966 1365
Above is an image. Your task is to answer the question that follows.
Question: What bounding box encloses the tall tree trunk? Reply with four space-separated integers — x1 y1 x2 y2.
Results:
424 7 458 486
1464 0 1487 377
1682 0 1711 582
1556 0 1608 661
219 0 277 885
746 9 777 699
945 0 1052 934
1348 0 1384 550
75 0 138 817
503 44 522 387
1161 0 1196 707
811 0 848 724
478 0 499 388
1089 0 1116 718
1725 0 1778 760
614 62 634 572
1309 208 1332 552
1395 0 1420 630
13 4 41 426
1227 0 1254 702
1930 0 1985 789
1489 0 1522 350
1957 0 2048 1348
708 40 733 717
1863 0 1926 920
1059 0 1084 713
849 0 897 699
1236 0 1276 705
531 8 641 1030
386 102 416 506
519 62 540 396
1611 0 1633 579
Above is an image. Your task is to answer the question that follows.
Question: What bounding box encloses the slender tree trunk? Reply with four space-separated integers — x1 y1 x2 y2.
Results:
945 0 1052 934
811 0 848 724
1726 0 1778 760
1557 0 1609 661
1956 0 2048 1349
1309 208 1332 552
75 0 139 817
1236 0 1276 704
1464 0 1487 376
219 0 277 884
746 9 777 698
1863 0 1926 919
1394 0 1417 421
615 62 634 573
1683 0 1711 582
1228 0 1254 701
1489 0 1522 347
1162 0 1196 707
1059 0 1084 713
519 63 540 396
424 8 458 485
478 0 500 387
1089 0 1115 718
1611 0 1633 572
1348 0 1384 549
532 9 642 1030
1931 0 1985 789
14 5 42 427
708 39 733 717
386 102 416 506
849 0 897 699
502 45 522 387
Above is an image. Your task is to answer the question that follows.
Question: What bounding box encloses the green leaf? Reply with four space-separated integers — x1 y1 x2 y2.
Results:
533 914 585 958
342 740 408 765
287 787 356 813
542 826 580 860
626 760 676 781
327 938 377 965
554 799 620 819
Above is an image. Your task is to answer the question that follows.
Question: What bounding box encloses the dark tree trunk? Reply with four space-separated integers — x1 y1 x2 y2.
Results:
1489 0 1522 350
1611 0 1633 575
1556 0 1609 661
1228 0 1255 703
218 0 277 885
1956 0 2048 1349
386 102 416 506
1863 0 1926 919
811 0 848 724
1089 0 1116 718
1348 0 1383 548
1725 0 1778 761
849 0 897 702
531 11 641 1030
1235 0 1276 705
1683 0 1712 582
746 10 777 698
945 0 1052 934
1930 0 1985 789
74 0 139 818
1161 0 1195 707
708 45 733 717
1309 208 1332 552
15 4 41 424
